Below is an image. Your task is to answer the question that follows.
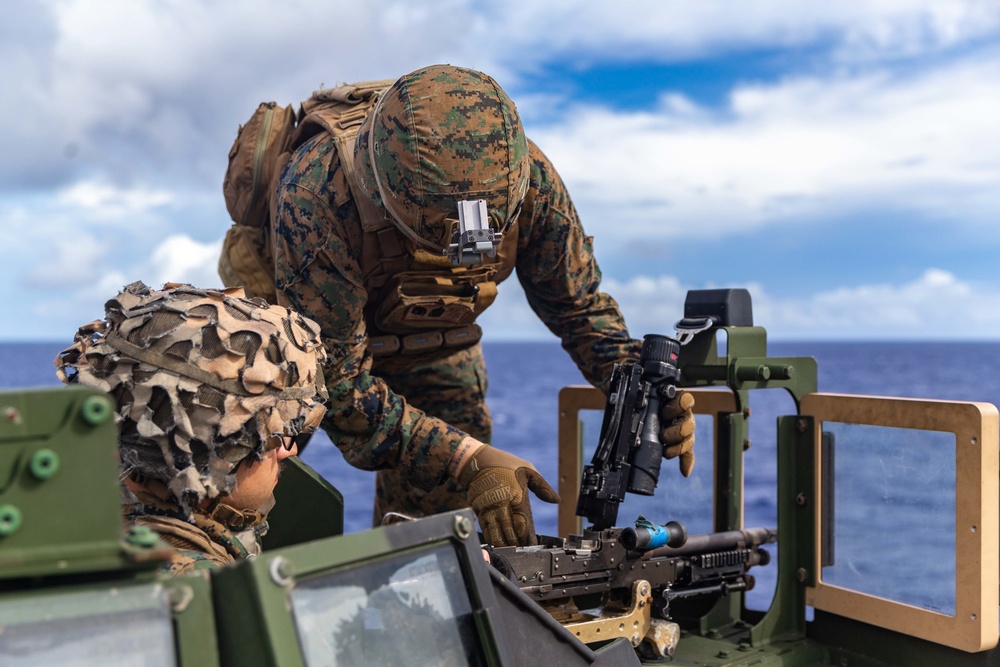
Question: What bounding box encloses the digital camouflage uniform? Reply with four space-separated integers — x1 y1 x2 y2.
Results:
125 501 252 576
120 473 262 576
273 66 642 524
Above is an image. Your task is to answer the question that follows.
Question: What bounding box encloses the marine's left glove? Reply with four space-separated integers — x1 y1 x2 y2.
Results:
660 390 696 477
458 445 560 547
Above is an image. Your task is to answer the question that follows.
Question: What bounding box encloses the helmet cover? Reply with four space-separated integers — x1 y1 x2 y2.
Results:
55 282 328 515
354 64 530 252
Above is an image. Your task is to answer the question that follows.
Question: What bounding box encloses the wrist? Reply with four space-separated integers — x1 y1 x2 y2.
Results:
447 437 486 480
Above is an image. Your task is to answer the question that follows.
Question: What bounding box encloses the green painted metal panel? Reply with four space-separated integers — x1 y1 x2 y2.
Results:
0 387 140 578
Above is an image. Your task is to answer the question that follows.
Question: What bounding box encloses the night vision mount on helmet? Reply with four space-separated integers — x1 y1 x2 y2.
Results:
449 199 501 266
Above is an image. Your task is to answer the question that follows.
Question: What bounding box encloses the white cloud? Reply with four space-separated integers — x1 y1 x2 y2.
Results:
3 1 1000 341
536 53 1000 243
148 235 225 289
57 181 173 221
32 268 128 314
6 1 998 191
761 268 983 338
6 2 998 227
18 261 1000 342
465 1 1000 69
10 235 223 340
481 268 1000 341
831 0 1000 61
604 269 1000 340
24 234 108 289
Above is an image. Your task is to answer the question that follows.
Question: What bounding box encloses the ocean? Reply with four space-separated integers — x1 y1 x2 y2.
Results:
6 339 999 614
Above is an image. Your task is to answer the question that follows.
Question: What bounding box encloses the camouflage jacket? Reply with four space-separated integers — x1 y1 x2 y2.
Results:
124 504 254 576
273 136 641 492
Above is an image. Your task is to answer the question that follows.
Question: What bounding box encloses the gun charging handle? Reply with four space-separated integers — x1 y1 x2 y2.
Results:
627 334 682 495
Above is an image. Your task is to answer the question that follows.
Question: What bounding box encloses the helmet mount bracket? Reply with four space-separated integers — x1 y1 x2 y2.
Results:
448 200 500 266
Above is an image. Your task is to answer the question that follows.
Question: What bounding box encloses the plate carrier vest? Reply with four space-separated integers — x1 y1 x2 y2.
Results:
220 81 518 357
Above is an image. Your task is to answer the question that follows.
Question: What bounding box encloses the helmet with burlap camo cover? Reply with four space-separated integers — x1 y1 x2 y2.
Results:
354 64 530 254
54 282 328 516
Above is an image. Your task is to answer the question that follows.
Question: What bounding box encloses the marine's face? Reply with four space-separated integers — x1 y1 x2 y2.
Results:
222 437 298 513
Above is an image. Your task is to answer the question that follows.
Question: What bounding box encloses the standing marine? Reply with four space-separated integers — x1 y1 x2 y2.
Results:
271 64 696 547
55 282 328 575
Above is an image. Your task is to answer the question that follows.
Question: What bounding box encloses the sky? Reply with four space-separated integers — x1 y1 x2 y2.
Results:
2 1 999 342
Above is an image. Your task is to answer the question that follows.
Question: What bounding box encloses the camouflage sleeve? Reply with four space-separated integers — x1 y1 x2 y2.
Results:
272 135 465 491
515 140 642 390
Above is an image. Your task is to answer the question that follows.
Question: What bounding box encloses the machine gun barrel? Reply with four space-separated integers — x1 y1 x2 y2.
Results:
642 526 777 559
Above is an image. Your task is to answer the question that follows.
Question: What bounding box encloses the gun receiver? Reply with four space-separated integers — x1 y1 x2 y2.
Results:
576 334 682 530
490 524 775 617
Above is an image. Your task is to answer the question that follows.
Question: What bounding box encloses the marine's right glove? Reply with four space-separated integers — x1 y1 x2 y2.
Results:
660 389 696 477
458 445 560 547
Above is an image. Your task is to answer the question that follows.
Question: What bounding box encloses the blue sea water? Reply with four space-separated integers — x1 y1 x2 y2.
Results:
6 340 999 614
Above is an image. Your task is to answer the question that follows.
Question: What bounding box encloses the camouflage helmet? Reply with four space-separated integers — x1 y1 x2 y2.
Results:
55 282 328 515
354 64 530 254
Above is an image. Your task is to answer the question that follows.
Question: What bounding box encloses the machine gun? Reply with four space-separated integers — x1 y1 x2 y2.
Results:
489 519 775 655
490 520 774 608
489 320 776 657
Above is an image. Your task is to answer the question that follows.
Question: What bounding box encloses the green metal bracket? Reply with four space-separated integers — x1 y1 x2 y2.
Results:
750 415 816 646
715 406 748 533
0 387 144 579
674 326 818 640
679 327 817 410
169 576 222 667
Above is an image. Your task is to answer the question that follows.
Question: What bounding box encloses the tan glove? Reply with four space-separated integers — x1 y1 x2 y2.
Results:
660 390 696 477
458 445 560 547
